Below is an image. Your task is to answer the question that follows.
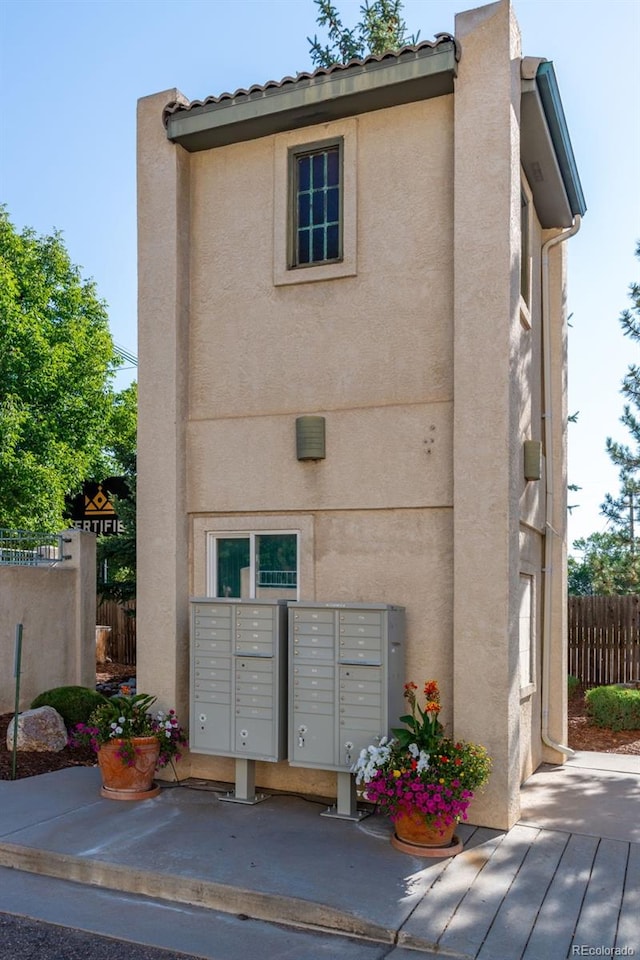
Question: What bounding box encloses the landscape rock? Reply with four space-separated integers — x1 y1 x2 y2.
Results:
6 706 68 753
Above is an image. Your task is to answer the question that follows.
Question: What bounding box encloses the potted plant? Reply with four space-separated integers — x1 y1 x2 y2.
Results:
353 680 491 855
70 693 187 800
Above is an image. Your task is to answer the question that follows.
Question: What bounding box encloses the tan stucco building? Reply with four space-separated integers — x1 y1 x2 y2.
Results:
136 0 585 829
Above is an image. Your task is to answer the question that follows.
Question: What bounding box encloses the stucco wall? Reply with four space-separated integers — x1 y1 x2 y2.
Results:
0 530 96 712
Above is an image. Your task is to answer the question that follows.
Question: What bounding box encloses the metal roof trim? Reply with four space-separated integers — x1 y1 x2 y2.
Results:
535 61 587 218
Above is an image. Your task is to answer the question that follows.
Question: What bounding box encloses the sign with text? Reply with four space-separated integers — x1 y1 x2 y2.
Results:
66 477 129 536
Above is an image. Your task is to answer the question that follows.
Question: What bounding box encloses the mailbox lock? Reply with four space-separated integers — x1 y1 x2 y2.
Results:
297 724 307 748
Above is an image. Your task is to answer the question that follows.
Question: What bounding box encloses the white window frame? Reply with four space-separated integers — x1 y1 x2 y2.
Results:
519 172 533 330
519 571 536 698
206 529 301 600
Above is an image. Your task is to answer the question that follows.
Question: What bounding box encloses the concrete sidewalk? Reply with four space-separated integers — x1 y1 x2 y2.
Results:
0 752 638 960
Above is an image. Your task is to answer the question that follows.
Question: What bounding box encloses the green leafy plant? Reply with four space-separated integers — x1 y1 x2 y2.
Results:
567 675 580 697
69 693 187 774
353 680 491 831
30 686 107 728
585 685 640 732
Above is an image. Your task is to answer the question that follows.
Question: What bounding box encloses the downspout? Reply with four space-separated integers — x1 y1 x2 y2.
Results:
540 215 581 757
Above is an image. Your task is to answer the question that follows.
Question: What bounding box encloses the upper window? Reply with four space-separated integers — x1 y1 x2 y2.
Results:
290 141 342 268
273 118 357 287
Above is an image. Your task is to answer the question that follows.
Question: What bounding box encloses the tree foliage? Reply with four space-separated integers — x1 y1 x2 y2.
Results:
308 0 419 68
568 532 640 596
602 241 640 564
97 383 137 606
0 208 122 530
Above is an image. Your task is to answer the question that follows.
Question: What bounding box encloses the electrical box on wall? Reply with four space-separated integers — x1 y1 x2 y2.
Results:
190 598 287 762
287 602 405 772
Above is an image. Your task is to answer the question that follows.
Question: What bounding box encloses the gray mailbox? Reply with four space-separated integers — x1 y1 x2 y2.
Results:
287 602 405 776
190 598 287 766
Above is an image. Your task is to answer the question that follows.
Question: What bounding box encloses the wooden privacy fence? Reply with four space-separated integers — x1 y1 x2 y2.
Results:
568 595 640 686
96 598 136 666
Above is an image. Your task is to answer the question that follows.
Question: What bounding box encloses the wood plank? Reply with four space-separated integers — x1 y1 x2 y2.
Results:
436 824 538 958
397 827 507 952
521 832 598 960
616 840 639 950
572 838 629 949
477 829 568 960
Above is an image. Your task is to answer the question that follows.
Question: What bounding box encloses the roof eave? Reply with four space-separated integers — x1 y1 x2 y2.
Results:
521 60 586 229
165 42 457 152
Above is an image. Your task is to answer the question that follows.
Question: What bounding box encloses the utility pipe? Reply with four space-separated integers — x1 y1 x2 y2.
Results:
540 215 581 758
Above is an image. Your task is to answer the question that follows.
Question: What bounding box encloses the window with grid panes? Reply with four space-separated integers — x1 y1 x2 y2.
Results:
291 142 342 267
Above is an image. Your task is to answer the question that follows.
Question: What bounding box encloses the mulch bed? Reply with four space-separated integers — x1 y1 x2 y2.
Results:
0 663 134 781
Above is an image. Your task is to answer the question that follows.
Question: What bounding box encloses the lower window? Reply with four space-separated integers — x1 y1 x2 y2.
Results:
208 532 298 600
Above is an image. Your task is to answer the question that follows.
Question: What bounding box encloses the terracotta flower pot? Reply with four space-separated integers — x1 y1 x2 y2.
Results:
393 808 456 847
97 737 161 800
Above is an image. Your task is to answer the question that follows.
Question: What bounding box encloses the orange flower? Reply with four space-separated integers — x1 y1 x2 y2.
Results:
423 680 439 699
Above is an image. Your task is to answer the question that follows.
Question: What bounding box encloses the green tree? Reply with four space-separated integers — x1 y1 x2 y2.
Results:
97 382 137 606
568 532 640 596
308 0 419 68
603 242 640 568
0 208 121 530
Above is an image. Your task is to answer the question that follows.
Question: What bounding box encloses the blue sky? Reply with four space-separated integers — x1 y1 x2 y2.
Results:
1 0 638 547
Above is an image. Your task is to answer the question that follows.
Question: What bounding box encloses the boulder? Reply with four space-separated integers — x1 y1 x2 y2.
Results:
6 706 68 753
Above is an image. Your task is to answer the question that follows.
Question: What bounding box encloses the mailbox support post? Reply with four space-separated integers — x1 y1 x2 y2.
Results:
321 771 370 821
220 758 269 805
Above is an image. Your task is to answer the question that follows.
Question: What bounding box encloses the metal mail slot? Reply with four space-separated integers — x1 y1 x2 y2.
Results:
293 699 333 716
194 627 232 640
293 634 333 647
193 690 232 705
339 703 382 720
340 665 382 682
237 607 274 621
193 604 232 618
293 664 334 679
339 624 382 638
340 692 381 707
296 688 333 703
292 609 333 623
293 646 333 660
235 640 273 657
194 657 232 672
194 679 230 693
339 611 382 627
236 680 272 695
236 658 273 674
194 639 232 654
235 706 272 720
340 678 381 695
294 622 334 636
235 693 273 709
294 676 334 691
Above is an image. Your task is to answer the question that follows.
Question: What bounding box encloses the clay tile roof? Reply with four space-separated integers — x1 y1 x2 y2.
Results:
162 35 459 127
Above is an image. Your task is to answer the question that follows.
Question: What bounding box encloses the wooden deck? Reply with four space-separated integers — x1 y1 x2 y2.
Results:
396 822 638 959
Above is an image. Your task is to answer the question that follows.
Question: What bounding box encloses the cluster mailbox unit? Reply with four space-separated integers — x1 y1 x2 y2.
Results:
190 598 287 801
189 597 404 815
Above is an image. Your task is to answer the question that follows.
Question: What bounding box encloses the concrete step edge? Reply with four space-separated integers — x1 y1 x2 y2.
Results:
0 841 395 945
